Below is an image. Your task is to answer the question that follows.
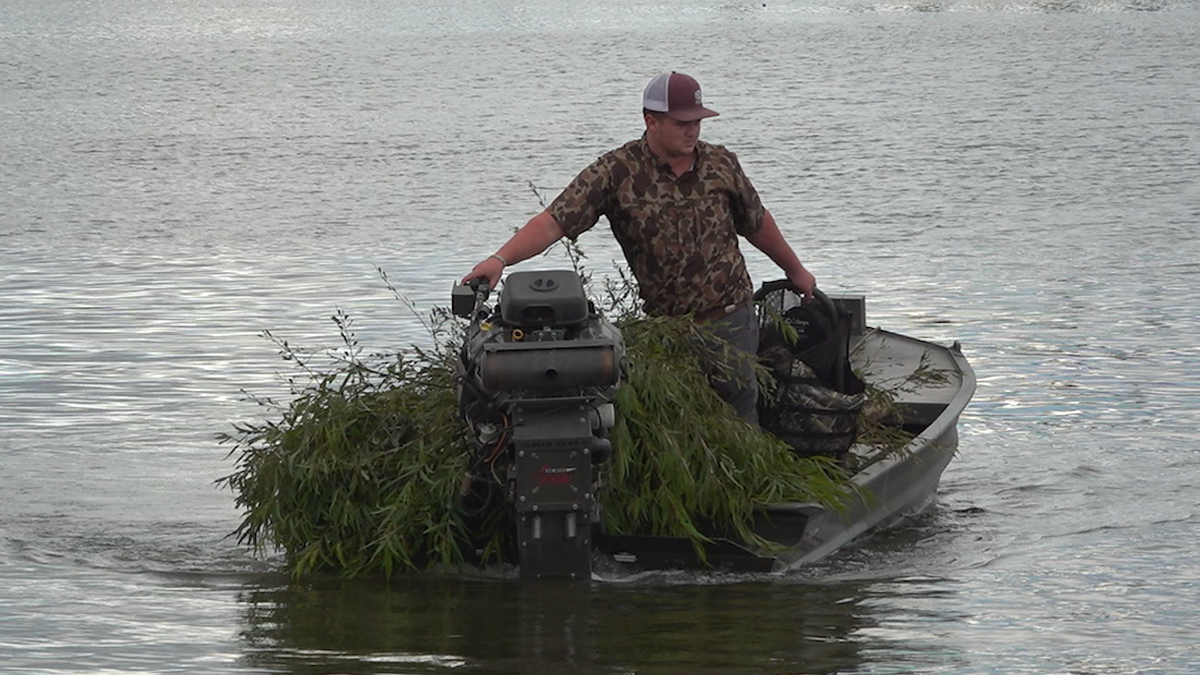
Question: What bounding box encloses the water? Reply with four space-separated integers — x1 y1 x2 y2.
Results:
3 0 1200 672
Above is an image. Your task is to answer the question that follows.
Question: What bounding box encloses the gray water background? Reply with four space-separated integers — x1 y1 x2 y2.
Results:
3 0 1200 672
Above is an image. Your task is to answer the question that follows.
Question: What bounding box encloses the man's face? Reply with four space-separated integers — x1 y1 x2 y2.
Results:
645 113 702 159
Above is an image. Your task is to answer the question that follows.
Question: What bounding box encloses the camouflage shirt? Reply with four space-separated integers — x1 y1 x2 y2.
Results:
548 136 766 317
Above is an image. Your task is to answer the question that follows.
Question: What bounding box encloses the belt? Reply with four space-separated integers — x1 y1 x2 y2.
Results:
694 301 749 323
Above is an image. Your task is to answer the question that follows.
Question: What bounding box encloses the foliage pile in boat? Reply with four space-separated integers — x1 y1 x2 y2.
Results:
603 314 851 552
217 309 476 576
217 276 897 577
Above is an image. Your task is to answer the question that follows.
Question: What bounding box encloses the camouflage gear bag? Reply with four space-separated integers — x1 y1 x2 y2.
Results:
756 282 866 459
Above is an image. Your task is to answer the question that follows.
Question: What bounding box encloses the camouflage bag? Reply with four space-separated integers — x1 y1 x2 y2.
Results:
756 282 866 459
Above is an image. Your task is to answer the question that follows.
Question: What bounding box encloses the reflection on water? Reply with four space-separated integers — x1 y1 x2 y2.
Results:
239 576 883 675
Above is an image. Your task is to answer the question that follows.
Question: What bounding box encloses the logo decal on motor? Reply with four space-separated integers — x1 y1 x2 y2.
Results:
535 465 577 485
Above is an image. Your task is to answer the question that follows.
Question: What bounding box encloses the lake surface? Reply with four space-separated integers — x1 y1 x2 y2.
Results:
3 0 1199 672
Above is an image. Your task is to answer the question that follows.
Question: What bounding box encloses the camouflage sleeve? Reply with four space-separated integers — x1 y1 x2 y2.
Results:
726 150 766 238
547 154 614 241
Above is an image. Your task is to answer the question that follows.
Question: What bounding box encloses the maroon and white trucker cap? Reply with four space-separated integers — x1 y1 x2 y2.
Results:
642 72 719 122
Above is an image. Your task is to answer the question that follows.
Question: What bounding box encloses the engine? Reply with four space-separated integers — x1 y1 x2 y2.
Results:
453 270 623 579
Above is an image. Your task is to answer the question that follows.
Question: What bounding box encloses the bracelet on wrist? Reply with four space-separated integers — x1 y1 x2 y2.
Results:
489 253 509 267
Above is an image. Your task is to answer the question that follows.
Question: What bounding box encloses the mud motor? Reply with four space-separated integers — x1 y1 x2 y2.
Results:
452 270 623 579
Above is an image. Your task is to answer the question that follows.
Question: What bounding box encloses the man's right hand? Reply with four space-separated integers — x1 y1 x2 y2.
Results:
462 256 505 290
459 211 567 291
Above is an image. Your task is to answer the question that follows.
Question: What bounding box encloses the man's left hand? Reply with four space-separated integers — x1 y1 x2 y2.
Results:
790 267 817 299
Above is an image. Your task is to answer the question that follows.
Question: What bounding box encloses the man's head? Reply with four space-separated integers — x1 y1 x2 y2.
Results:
641 72 719 122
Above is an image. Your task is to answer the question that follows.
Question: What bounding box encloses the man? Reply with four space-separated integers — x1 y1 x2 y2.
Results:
462 72 815 424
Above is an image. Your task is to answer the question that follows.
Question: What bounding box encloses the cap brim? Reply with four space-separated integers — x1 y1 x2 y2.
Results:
666 106 719 122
